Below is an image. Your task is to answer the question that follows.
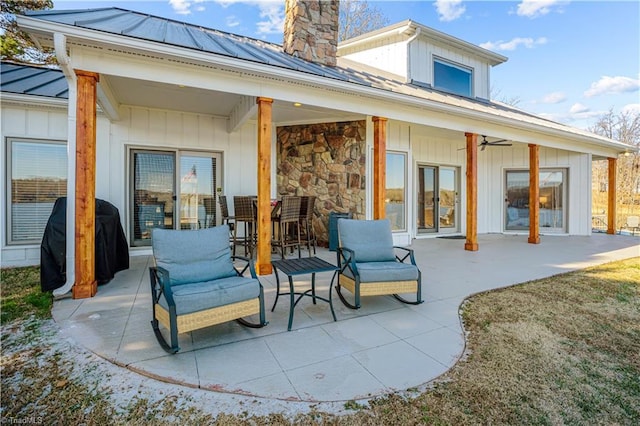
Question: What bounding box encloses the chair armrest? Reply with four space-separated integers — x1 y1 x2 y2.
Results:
337 247 358 275
232 255 257 279
393 246 417 265
149 265 176 307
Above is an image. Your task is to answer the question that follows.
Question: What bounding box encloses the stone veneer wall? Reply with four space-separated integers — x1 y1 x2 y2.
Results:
276 121 366 246
283 0 339 67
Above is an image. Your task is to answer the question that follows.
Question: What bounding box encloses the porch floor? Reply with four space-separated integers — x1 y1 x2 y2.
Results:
51 234 639 403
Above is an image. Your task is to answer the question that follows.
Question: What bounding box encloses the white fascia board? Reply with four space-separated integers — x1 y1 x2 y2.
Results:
0 93 68 109
18 16 629 156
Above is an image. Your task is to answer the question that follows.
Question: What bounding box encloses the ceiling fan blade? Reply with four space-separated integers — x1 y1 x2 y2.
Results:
488 142 513 147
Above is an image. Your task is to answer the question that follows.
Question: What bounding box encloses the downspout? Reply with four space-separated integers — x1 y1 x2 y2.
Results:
52 33 77 298
404 27 421 83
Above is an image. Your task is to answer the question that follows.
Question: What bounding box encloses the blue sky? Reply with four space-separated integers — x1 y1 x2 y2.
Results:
53 0 639 130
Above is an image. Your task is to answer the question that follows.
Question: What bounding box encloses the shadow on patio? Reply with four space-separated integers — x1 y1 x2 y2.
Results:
51 233 639 403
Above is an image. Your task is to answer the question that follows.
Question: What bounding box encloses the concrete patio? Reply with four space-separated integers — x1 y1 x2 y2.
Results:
51 233 638 403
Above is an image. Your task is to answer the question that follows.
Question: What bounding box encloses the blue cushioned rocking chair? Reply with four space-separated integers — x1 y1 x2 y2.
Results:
336 219 423 309
149 225 267 353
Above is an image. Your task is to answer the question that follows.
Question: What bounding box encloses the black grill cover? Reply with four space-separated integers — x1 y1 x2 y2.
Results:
40 197 129 291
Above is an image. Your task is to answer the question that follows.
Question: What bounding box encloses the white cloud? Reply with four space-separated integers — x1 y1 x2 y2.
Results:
213 0 283 35
480 37 547 51
542 91 566 104
169 0 191 15
256 3 285 35
516 0 568 19
584 76 640 98
569 103 589 114
226 15 240 28
169 0 206 15
622 103 640 115
433 0 466 22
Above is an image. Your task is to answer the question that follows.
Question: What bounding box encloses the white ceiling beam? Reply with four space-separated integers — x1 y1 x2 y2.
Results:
227 95 256 133
96 77 121 121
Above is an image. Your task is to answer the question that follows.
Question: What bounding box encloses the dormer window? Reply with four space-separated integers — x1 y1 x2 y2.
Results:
433 57 473 97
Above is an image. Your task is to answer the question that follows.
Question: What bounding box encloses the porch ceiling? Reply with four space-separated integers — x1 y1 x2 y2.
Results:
105 75 359 124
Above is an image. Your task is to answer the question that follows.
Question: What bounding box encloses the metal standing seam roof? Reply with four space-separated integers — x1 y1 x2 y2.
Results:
13 8 632 149
19 9 552 116
0 62 68 99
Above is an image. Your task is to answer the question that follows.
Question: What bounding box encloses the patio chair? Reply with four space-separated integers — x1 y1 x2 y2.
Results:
336 218 423 309
619 215 640 236
271 195 302 259
299 195 317 255
149 225 267 353
232 196 256 257
219 195 234 230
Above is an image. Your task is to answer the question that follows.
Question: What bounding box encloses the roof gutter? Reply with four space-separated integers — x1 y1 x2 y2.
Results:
18 16 631 154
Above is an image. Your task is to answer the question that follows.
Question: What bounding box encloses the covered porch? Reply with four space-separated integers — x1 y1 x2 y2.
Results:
50 233 639 403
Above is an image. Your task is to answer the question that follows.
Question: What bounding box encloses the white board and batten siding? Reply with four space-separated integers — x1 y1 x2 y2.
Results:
111 105 259 246
340 35 409 80
387 122 593 239
483 146 592 235
1 104 69 266
409 38 491 100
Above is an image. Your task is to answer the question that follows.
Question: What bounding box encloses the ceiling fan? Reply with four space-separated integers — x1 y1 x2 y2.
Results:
479 135 512 151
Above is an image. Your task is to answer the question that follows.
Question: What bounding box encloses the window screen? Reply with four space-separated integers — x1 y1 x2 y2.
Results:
8 139 67 244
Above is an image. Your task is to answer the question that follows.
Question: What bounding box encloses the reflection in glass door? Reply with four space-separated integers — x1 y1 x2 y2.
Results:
417 166 436 232
439 168 456 230
131 150 222 246
179 153 219 230
505 169 566 233
131 150 175 246
417 165 458 234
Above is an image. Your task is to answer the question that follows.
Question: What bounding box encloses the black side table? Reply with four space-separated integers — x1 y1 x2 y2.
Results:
271 257 338 331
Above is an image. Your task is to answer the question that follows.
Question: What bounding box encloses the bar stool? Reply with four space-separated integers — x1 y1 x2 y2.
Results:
299 195 317 255
271 196 301 259
233 196 256 258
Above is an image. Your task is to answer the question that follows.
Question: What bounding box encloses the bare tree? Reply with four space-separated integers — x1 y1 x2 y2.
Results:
1 0 55 64
339 0 389 41
590 109 640 223
490 86 522 107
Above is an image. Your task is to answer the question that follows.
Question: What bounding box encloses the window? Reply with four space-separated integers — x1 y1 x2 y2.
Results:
7 138 67 244
130 149 221 246
433 58 472 97
385 152 406 231
505 169 566 233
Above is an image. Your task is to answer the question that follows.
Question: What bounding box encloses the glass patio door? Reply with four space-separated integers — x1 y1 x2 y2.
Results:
417 166 436 232
179 153 220 230
131 150 221 246
417 165 458 234
505 169 566 233
131 150 175 246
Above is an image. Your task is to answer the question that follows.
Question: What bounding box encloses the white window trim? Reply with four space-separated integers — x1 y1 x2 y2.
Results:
432 56 474 97
5 137 67 245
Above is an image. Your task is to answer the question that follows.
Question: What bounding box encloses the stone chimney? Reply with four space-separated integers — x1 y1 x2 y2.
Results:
283 0 339 67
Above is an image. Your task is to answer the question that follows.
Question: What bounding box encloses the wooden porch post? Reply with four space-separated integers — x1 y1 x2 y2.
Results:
528 144 540 244
464 132 478 251
372 116 387 220
73 70 99 299
607 157 617 234
256 97 273 275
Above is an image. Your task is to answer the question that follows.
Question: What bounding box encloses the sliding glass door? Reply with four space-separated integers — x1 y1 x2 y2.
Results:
130 149 221 246
505 169 566 233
